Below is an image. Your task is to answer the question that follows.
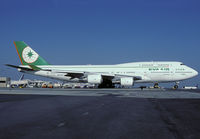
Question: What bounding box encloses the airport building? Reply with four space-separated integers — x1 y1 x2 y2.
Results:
0 77 10 88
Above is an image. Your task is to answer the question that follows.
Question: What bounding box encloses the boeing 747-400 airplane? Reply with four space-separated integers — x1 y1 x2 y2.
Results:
6 41 198 88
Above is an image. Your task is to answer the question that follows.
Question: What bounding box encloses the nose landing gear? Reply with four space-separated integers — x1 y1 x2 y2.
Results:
173 82 179 89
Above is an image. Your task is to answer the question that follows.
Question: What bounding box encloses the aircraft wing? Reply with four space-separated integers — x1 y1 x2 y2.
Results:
94 73 142 80
65 72 84 78
52 70 85 79
114 74 142 80
53 70 142 80
52 70 115 79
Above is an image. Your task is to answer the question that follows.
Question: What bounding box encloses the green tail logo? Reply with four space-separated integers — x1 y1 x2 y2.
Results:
14 41 50 65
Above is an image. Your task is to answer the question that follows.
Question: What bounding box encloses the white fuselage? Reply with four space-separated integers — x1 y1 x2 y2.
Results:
19 61 198 84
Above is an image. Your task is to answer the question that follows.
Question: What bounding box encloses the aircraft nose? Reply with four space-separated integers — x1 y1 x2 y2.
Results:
192 69 198 77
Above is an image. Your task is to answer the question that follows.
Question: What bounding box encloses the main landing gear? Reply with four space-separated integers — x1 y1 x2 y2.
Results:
98 79 114 88
154 83 160 88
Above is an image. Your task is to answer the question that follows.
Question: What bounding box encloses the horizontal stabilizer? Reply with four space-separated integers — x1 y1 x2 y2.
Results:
5 64 33 71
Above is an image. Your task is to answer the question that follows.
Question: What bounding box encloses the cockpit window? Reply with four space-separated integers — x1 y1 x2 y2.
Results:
180 64 185 65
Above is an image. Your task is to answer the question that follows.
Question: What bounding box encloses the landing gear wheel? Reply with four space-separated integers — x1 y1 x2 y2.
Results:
173 82 179 89
98 79 114 88
173 85 179 89
154 83 159 88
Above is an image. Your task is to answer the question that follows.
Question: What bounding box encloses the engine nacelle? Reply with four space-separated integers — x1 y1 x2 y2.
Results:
120 77 134 86
87 75 103 84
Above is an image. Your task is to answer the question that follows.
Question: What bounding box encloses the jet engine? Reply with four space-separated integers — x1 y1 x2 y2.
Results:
120 77 134 86
87 75 103 84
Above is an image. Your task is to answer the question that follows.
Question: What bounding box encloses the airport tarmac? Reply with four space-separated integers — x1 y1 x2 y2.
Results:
0 88 200 98
0 88 200 139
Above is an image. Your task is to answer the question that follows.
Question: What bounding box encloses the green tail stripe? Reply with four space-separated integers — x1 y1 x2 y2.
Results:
14 41 50 65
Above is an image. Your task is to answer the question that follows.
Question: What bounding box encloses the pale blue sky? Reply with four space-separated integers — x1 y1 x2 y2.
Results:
0 0 199 86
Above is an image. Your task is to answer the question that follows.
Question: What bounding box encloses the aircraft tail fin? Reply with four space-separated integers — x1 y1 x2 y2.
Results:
14 41 50 65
